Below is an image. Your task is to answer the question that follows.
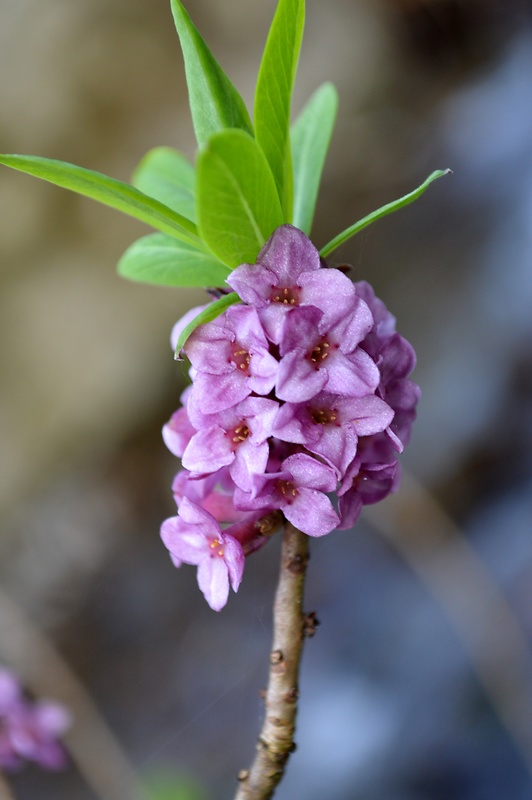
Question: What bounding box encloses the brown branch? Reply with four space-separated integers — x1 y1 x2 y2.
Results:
234 521 311 800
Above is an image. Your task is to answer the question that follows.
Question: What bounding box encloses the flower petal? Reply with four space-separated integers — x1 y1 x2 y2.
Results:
284 487 339 537
182 427 234 474
197 557 230 611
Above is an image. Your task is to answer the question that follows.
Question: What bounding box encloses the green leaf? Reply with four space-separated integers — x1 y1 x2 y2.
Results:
320 169 452 257
0 153 204 247
254 0 305 219
196 129 284 267
132 147 196 222
170 0 253 147
291 82 338 235
175 292 241 356
117 233 230 287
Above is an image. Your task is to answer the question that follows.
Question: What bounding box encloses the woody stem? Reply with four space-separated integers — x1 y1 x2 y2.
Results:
234 521 312 800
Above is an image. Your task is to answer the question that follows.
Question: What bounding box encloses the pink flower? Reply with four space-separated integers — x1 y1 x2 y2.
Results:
172 467 245 524
160 498 245 611
185 305 278 414
228 224 365 343
162 225 420 606
337 455 399 529
162 406 196 458
275 304 379 403
0 668 70 772
182 397 279 490
272 392 394 478
235 453 340 537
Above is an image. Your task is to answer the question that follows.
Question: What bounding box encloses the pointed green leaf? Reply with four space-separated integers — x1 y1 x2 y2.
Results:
291 82 338 235
117 233 230 287
132 147 196 222
197 129 284 268
320 169 452 257
0 153 204 247
170 0 253 147
254 0 305 219
175 292 241 356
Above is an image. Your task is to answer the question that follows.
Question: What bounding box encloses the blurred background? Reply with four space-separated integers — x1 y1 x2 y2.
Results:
1 0 532 797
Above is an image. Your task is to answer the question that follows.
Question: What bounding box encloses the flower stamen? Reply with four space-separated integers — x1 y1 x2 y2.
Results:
278 480 297 502
271 286 299 305
310 408 337 425
231 344 251 373
232 423 250 444
210 538 225 557
309 340 330 364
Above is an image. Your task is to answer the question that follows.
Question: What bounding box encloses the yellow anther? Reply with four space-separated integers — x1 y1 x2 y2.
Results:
310 340 331 364
278 479 297 499
311 407 338 425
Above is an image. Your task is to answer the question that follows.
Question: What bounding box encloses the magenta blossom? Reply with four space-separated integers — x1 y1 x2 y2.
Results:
355 281 421 451
170 304 208 353
162 406 196 458
160 498 245 611
337 456 400 529
185 304 278 415
182 397 279 491
228 224 365 343
0 668 70 772
172 467 246 523
275 304 379 403
272 392 394 477
162 224 420 608
235 453 340 537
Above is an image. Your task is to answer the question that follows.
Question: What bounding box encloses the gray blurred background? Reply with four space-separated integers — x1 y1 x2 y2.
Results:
1 0 532 798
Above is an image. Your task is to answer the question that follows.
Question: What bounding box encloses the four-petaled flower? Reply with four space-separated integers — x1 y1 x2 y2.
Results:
272 392 394 477
235 453 340 537
185 305 278 414
182 397 279 491
161 498 245 611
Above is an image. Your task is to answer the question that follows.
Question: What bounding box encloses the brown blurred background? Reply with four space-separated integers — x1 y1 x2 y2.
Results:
1 0 532 798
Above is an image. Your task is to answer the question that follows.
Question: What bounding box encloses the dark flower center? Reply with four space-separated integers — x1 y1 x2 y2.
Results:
309 339 330 364
278 479 297 504
310 407 338 425
231 423 250 446
270 286 299 305
231 343 251 373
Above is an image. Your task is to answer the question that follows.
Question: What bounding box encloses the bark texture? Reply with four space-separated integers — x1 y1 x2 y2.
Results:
234 522 311 800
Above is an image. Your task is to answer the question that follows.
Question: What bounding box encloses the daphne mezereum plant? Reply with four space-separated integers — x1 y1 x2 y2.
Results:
0 0 448 797
0 666 70 774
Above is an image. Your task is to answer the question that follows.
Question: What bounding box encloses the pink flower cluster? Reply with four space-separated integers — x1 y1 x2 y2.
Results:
161 225 420 610
0 667 70 772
